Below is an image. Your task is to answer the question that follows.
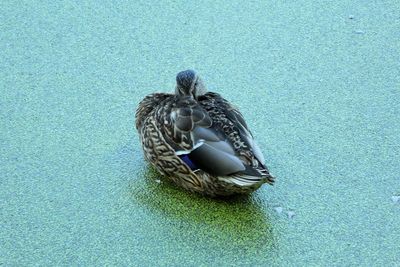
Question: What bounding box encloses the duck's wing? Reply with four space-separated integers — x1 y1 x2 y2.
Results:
198 92 267 168
158 96 249 176
159 95 273 186
198 92 274 185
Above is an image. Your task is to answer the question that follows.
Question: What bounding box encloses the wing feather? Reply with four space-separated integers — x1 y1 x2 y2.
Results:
158 93 272 183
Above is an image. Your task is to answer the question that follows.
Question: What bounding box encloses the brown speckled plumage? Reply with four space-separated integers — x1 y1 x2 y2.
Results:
135 70 274 196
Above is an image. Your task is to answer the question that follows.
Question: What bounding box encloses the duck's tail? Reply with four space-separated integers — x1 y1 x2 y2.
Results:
220 166 275 188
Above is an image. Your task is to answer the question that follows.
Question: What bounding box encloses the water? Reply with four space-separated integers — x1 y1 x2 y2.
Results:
1 1 399 265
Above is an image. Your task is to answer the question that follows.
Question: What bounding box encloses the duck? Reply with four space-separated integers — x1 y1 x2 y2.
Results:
135 70 274 197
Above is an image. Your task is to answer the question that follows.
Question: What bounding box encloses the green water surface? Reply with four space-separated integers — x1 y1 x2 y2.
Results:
1 1 399 266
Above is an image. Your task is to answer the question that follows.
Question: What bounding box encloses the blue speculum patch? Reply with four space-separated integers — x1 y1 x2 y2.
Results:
179 154 198 170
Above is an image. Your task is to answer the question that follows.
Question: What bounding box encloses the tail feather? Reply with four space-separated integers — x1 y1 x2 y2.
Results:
238 165 275 185
220 171 275 187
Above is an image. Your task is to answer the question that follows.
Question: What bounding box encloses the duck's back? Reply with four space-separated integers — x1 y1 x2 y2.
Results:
135 93 172 130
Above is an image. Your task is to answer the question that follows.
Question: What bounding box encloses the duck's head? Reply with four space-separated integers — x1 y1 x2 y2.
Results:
175 69 207 98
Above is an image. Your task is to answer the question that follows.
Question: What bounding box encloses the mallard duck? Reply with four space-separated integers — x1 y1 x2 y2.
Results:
135 70 274 196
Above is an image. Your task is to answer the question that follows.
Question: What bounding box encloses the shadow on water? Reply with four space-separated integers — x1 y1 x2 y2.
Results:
109 142 279 262
129 165 278 253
